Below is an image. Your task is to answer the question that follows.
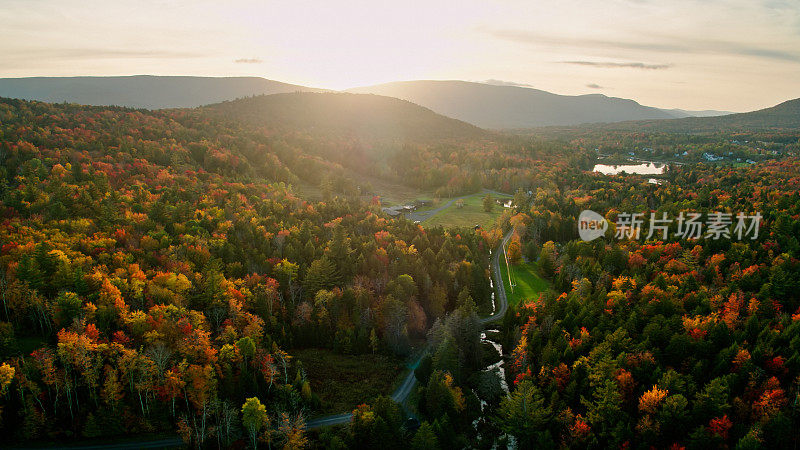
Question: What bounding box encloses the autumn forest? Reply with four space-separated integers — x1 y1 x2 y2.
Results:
0 90 800 450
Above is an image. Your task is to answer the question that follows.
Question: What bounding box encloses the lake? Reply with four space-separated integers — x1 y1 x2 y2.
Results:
593 162 666 175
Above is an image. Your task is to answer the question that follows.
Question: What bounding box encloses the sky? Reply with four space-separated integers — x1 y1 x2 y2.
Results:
2 0 799 112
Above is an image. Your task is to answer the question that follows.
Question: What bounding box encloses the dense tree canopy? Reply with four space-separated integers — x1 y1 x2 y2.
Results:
500 160 800 449
2 95 799 449
0 98 494 446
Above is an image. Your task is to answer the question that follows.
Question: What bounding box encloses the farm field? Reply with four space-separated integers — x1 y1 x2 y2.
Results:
499 257 550 306
423 193 512 229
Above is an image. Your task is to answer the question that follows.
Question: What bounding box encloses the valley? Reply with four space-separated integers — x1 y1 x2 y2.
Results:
4 1 800 448
0 88 799 449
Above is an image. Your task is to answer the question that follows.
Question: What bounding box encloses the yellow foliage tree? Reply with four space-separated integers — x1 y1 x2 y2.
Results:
638 385 668 414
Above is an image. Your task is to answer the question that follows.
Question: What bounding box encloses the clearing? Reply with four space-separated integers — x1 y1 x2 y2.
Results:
422 192 512 229
293 348 405 416
499 258 550 307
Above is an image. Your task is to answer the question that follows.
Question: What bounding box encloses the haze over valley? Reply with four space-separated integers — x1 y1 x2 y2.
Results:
0 75 738 128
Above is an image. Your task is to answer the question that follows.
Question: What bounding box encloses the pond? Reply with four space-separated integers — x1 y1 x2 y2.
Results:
593 162 666 175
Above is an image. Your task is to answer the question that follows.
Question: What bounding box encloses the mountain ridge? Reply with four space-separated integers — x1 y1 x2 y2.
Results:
557 97 800 133
0 75 327 110
346 80 684 128
0 75 780 130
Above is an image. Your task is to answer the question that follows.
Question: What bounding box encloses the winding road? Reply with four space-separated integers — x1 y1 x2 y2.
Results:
483 229 514 325
305 228 514 429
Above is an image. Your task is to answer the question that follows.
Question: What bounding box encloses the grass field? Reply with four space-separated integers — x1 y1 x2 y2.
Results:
293 348 405 416
424 193 511 229
292 180 511 229
499 257 550 306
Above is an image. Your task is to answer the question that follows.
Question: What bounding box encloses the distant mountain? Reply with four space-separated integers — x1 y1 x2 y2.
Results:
0 75 325 109
203 92 486 141
0 75 744 129
584 97 800 133
346 80 686 128
663 108 734 118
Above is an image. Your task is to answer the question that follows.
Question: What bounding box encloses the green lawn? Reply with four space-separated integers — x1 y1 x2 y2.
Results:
424 193 512 229
293 348 405 416
499 257 550 306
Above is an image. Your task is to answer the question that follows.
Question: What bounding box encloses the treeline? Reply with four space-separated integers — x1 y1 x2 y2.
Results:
532 127 799 163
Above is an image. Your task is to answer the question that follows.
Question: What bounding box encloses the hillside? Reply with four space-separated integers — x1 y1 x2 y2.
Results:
663 108 734 118
0 75 326 109
0 92 494 447
573 97 800 133
203 91 487 141
346 80 684 128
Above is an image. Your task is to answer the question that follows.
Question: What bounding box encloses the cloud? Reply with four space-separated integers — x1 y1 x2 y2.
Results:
3 47 205 62
586 83 604 89
486 29 800 63
563 61 671 69
234 58 263 64
483 79 534 87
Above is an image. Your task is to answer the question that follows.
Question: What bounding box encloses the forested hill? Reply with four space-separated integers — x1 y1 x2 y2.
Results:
0 91 498 446
0 95 570 200
566 97 800 133
0 75 327 110
202 92 488 142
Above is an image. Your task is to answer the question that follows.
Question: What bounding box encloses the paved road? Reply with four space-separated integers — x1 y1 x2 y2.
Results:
304 343 430 429
305 228 514 430
482 229 514 325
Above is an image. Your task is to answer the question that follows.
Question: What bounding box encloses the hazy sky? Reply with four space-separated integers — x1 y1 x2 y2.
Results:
2 0 799 111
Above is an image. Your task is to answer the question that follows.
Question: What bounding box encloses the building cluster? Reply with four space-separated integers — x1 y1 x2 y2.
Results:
381 199 431 217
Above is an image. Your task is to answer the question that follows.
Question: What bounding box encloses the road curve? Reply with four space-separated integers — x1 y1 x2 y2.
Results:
305 229 514 429
482 229 514 325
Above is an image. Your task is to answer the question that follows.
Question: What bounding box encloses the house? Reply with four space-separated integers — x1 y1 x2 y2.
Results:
381 206 404 217
703 152 723 162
